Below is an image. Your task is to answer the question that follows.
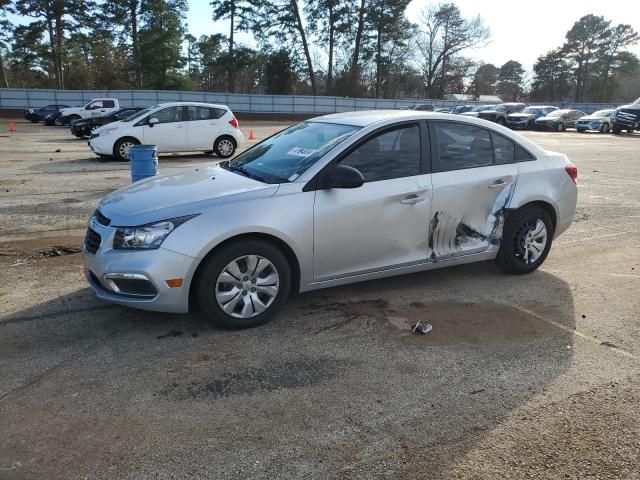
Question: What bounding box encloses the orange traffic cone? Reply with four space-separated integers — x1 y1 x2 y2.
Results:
249 129 255 140
8 121 16 132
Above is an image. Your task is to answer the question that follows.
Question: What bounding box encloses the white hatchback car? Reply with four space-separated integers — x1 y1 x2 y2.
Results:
84 111 578 329
89 102 244 161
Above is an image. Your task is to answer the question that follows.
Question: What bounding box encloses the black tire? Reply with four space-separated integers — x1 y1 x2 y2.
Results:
600 123 609 133
496 205 555 275
67 115 81 124
527 120 534 130
214 136 237 158
612 125 622 134
577 128 585 133
496 117 506 126
113 137 140 162
196 240 291 329
556 123 565 132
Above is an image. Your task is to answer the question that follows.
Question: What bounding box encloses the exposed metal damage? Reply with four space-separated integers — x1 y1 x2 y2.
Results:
428 183 516 260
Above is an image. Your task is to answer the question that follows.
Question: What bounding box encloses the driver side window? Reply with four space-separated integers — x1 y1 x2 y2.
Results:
340 125 421 183
86 101 103 110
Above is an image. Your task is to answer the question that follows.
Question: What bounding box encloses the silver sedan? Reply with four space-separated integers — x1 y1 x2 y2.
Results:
83 111 578 328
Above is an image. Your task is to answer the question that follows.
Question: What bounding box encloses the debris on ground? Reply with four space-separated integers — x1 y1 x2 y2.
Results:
412 321 433 334
157 330 183 339
54 148 61 152
39 246 82 257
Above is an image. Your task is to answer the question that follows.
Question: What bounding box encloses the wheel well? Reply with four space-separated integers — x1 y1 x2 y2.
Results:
188 233 301 312
517 201 557 230
215 134 237 147
113 136 140 155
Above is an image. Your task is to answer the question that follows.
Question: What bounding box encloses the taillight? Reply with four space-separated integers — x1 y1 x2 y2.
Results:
228 117 238 129
565 163 578 184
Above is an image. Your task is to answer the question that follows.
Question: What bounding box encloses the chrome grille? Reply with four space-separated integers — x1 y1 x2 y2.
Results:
84 228 101 254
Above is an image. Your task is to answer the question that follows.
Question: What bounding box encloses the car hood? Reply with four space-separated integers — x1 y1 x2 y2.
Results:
536 116 560 121
579 115 607 121
94 120 125 134
98 164 279 226
618 103 640 111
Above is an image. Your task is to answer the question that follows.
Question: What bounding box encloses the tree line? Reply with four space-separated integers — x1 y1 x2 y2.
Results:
0 0 638 102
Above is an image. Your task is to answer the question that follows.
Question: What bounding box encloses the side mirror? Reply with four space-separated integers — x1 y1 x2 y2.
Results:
320 164 365 189
148 117 159 127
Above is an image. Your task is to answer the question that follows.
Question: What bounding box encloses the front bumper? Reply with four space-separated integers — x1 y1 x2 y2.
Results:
83 220 197 313
612 116 639 130
89 134 114 156
575 121 603 131
534 122 558 131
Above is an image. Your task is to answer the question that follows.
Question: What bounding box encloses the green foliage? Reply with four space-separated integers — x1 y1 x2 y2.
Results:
496 60 525 101
264 49 295 94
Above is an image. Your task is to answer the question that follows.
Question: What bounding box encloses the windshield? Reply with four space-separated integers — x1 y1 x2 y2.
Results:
494 105 509 112
522 107 542 114
545 110 567 118
592 109 614 117
225 121 361 184
472 105 491 112
124 106 157 123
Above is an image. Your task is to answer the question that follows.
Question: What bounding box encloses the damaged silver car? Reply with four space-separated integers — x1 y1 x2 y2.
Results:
84 110 578 329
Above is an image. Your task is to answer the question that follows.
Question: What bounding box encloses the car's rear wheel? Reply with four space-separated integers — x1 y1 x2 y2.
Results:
556 123 565 132
67 115 81 124
114 137 139 162
577 128 586 133
600 123 610 133
527 120 534 129
197 240 291 329
612 125 622 134
54 116 63 126
214 136 236 158
496 205 554 275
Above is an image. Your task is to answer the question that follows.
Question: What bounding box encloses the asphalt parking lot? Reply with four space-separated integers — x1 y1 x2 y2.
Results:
1 119 639 480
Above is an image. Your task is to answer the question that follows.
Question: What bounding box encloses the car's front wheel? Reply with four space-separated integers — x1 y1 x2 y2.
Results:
496 205 554 274
600 123 610 133
556 123 565 132
196 240 291 329
114 137 140 162
214 136 237 158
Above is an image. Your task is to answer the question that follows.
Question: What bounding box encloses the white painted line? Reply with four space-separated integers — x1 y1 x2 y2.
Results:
513 305 637 361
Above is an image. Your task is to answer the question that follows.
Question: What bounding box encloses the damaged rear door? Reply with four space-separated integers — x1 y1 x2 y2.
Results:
428 121 518 259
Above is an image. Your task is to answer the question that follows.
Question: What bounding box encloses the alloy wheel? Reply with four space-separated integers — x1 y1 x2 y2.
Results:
119 141 135 160
217 139 235 157
215 255 280 318
514 219 548 265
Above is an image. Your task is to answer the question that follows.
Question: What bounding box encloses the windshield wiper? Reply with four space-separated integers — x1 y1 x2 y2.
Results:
224 162 268 183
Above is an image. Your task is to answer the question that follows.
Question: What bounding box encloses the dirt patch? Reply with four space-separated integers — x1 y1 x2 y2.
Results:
0 235 84 266
309 299 547 345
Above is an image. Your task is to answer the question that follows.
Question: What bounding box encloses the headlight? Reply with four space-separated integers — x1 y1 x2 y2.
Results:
113 215 198 249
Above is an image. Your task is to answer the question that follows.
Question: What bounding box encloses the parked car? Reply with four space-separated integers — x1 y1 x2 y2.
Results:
435 107 451 113
449 105 474 114
70 107 144 138
83 110 577 329
535 109 586 131
89 102 244 161
575 109 616 133
409 103 435 111
23 104 69 123
611 97 640 134
478 103 526 125
43 111 65 126
460 104 496 118
59 98 121 124
506 106 557 130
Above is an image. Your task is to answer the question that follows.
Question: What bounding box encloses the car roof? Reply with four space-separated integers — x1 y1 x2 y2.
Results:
155 102 229 109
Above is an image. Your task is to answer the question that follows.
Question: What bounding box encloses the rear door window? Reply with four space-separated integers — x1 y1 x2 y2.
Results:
432 122 493 171
103 100 115 108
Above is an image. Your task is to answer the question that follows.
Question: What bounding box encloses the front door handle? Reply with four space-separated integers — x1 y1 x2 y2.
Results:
489 179 511 190
400 195 425 205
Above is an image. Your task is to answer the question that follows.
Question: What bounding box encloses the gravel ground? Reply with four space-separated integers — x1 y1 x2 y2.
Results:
0 119 639 479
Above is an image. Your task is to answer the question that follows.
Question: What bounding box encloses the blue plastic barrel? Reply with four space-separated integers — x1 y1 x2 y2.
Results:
130 145 158 183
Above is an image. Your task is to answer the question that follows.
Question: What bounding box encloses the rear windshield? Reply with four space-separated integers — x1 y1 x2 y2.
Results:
225 121 360 183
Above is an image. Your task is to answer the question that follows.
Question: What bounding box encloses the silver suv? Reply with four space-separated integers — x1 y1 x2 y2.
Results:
84 111 578 329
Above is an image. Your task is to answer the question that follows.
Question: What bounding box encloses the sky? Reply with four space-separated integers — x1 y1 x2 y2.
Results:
186 0 640 73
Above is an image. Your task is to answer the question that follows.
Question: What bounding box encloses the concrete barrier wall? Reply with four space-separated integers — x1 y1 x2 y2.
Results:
0 88 621 115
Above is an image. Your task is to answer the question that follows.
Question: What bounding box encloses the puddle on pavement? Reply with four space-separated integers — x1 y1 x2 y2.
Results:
308 299 546 345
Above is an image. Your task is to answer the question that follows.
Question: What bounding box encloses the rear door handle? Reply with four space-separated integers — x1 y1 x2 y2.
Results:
400 195 425 205
489 179 511 189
